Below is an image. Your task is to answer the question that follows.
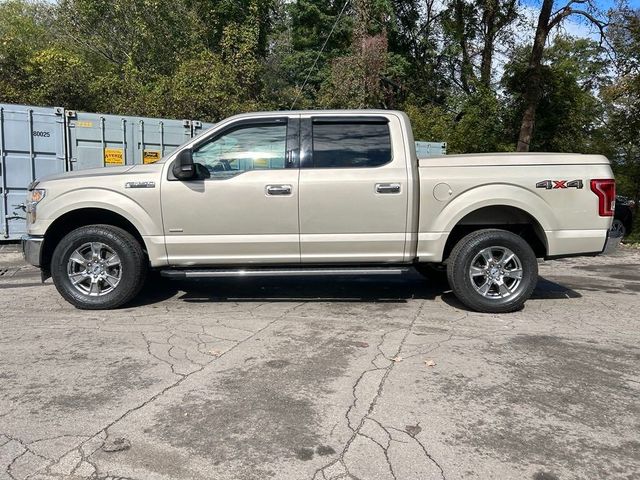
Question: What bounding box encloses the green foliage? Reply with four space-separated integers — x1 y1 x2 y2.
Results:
406 88 512 153
501 37 607 153
0 0 53 103
623 215 640 245
603 8 640 203
24 48 94 109
163 52 260 121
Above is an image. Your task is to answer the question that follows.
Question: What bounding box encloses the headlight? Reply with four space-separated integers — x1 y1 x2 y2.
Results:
26 189 46 224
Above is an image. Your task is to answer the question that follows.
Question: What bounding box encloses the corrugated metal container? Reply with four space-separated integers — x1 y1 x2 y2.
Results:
192 120 215 139
416 141 447 157
133 117 194 166
1 104 66 239
1 103 210 240
66 111 193 170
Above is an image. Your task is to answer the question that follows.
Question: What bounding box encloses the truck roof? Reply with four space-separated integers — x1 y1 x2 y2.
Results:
225 109 406 118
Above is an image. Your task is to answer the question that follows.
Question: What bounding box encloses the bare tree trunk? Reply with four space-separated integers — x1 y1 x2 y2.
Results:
480 0 496 87
516 0 554 152
453 0 474 93
480 35 495 87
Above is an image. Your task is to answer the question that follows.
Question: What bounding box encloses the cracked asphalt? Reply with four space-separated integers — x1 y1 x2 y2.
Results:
1 242 639 480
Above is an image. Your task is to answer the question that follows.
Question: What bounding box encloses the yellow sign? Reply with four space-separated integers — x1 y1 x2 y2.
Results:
104 148 124 165
75 121 94 128
143 150 161 164
254 158 268 168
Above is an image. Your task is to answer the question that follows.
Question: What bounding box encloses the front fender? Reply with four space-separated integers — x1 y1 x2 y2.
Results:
35 188 162 237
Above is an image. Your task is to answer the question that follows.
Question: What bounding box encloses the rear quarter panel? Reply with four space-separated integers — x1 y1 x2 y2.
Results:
417 154 614 261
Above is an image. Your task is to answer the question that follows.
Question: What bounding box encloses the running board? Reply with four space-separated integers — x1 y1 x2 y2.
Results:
160 267 411 279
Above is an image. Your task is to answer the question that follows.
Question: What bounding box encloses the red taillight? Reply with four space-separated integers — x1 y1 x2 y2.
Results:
590 179 615 217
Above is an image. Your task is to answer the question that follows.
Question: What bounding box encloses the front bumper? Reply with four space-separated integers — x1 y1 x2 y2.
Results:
21 235 44 267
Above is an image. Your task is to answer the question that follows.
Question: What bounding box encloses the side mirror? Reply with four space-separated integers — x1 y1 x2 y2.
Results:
172 149 195 180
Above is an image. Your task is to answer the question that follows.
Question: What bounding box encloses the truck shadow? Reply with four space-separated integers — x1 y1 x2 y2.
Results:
531 277 583 300
439 277 582 311
130 272 581 308
175 273 439 303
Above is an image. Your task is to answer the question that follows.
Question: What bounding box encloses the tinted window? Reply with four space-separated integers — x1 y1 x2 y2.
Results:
193 123 287 178
312 121 391 168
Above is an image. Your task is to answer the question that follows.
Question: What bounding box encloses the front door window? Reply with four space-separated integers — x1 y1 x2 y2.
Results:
193 124 287 179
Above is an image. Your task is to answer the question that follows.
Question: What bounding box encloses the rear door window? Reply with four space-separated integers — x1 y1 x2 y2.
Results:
311 120 391 168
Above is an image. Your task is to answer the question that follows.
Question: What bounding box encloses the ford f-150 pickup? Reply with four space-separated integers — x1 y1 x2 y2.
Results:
21 110 619 313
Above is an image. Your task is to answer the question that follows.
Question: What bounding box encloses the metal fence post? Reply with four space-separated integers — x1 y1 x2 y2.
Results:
0 106 7 238
121 118 127 165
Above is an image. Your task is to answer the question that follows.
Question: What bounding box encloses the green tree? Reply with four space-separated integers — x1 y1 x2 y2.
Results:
441 0 518 92
0 0 54 103
317 0 395 108
25 47 95 109
502 37 607 153
514 0 606 151
604 7 640 204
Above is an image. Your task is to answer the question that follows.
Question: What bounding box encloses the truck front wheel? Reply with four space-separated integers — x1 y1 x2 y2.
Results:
51 225 147 310
447 229 538 313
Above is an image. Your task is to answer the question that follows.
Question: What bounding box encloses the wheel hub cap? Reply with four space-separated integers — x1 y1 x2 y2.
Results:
469 246 523 299
67 242 123 296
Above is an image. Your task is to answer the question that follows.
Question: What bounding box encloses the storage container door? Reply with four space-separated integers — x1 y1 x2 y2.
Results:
67 112 135 170
1 104 66 240
133 118 192 165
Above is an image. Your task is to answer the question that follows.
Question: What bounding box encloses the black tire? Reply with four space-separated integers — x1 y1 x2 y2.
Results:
415 263 449 287
447 229 538 313
611 219 627 238
51 225 147 310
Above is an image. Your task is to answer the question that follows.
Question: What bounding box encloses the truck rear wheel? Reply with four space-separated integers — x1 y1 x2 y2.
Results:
447 229 538 313
51 225 147 310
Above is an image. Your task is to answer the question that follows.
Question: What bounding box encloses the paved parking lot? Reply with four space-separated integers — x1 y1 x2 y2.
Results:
0 243 639 480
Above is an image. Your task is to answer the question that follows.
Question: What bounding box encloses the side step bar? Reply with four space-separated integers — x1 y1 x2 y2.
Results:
160 267 412 279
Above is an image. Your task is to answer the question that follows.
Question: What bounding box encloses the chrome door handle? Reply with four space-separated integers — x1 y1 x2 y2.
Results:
266 184 292 196
375 183 401 194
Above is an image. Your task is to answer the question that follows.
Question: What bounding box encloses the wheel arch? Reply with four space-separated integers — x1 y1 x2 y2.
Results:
41 208 147 272
441 205 548 261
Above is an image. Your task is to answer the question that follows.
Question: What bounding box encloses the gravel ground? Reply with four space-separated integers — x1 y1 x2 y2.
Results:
0 243 639 480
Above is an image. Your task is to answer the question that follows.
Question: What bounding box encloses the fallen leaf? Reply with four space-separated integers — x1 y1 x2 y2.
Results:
392 356 403 362
353 341 369 348
209 349 222 357
102 437 131 453
424 359 436 367
406 424 422 437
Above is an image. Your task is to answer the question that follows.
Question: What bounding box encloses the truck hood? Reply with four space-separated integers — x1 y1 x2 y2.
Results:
35 164 161 186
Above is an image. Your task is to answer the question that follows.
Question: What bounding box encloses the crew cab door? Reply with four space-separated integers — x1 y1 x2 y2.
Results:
298 114 409 263
161 116 300 265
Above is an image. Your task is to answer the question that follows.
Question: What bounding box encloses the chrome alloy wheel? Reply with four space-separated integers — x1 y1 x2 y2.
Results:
469 246 523 299
66 242 122 296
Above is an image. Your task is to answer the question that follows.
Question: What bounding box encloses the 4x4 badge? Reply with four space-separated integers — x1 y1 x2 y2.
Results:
536 180 583 190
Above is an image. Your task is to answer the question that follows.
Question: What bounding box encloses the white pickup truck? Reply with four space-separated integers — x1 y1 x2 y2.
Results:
21 110 618 313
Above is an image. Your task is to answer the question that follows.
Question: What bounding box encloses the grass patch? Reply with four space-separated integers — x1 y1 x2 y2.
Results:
622 213 640 246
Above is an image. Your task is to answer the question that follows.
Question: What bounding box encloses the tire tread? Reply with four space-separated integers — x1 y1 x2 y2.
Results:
51 224 147 310
447 229 538 313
